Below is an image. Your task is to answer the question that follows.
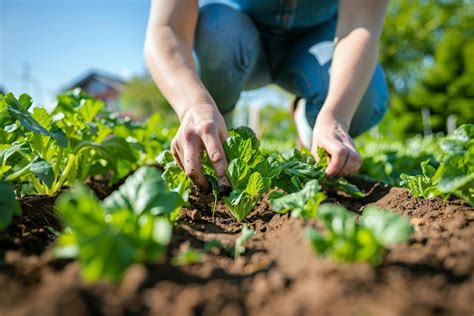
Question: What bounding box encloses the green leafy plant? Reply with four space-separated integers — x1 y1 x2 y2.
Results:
55 166 182 283
160 127 363 221
171 249 204 266
400 160 443 198
274 147 364 198
159 127 279 221
436 124 474 205
399 124 474 206
307 204 413 265
201 227 255 259
222 127 277 220
1 91 177 197
1 92 135 195
269 180 326 219
157 150 192 205
234 225 256 259
356 133 440 185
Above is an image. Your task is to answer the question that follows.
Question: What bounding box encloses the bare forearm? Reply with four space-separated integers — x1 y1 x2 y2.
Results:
320 31 379 127
144 27 217 120
319 0 387 128
312 0 388 177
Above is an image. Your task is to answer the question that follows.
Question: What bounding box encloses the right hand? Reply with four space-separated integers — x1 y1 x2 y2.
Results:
171 103 230 192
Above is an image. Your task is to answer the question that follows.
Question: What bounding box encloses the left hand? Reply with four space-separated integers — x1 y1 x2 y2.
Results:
311 114 362 177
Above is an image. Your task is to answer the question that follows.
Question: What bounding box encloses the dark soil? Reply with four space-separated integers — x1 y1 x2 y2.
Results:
0 181 473 316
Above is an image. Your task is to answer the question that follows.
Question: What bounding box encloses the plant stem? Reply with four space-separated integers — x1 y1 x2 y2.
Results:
5 164 31 182
51 154 76 194
30 175 47 195
53 146 64 181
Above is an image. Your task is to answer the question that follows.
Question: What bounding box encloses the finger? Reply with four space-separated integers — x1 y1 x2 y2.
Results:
321 140 349 177
202 131 228 179
340 150 362 177
199 121 230 188
219 126 229 142
182 136 209 192
311 146 322 162
171 140 184 170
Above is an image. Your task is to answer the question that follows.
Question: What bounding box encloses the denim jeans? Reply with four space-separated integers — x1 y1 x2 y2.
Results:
194 3 389 137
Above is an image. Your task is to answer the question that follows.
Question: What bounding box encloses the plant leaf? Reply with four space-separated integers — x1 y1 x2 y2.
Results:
234 225 256 258
0 181 21 231
359 206 414 246
103 166 183 216
30 158 54 187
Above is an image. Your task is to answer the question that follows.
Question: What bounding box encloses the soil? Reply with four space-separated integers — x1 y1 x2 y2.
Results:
0 181 473 316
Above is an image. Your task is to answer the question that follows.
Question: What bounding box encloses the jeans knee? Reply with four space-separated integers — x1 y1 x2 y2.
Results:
195 3 258 72
195 3 261 114
194 3 255 70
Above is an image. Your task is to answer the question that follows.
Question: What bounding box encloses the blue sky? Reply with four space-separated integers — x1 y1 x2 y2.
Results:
1 0 151 106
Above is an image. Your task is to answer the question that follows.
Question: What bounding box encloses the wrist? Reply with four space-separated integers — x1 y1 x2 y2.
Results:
317 107 351 130
178 102 218 122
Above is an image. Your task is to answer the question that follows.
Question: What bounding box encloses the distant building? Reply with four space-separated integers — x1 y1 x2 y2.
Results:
64 70 125 110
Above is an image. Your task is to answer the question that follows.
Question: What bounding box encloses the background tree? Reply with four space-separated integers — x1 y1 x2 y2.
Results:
379 0 474 137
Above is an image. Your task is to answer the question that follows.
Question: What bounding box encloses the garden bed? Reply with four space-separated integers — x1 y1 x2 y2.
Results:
1 181 472 316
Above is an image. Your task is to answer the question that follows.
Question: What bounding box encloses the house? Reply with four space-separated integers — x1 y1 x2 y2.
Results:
64 71 124 110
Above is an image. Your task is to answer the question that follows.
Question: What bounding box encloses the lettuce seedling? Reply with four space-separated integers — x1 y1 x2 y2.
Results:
400 124 474 206
55 166 182 283
437 124 474 206
400 160 444 198
159 127 277 221
223 171 268 221
234 225 256 259
171 249 204 266
273 148 364 198
307 204 413 265
222 127 275 221
202 226 256 259
269 179 326 219
157 150 192 204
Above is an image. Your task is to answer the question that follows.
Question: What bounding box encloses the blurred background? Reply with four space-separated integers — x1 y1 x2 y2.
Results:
1 0 473 143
